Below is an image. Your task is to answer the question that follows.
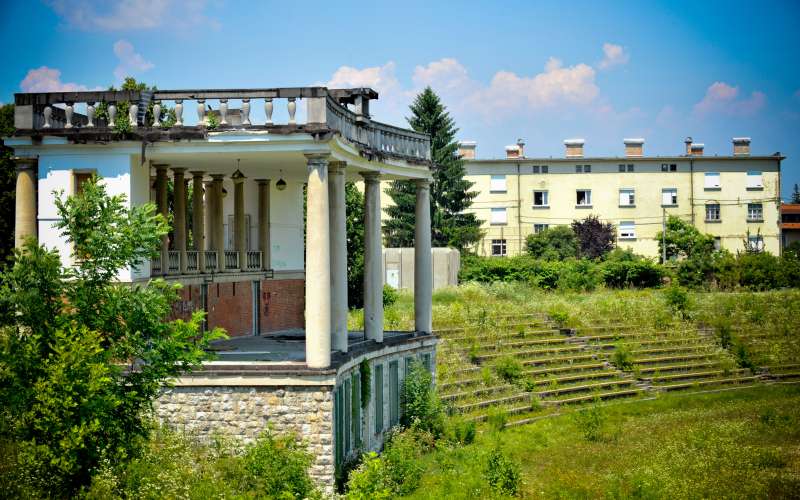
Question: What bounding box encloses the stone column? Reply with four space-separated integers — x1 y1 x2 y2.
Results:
415 179 433 333
305 154 332 369
328 162 348 353
362 172 383 343
210 174 226 272
172 168 187 274
191 171 205 272
155 165 169 275
256 179 271 270
14 158 37 248
232 170 246 271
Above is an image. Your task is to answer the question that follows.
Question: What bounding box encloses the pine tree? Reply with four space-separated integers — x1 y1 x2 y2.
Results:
383 87 482 250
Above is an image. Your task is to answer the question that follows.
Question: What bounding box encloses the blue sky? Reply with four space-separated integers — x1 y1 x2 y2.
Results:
1 0 798 198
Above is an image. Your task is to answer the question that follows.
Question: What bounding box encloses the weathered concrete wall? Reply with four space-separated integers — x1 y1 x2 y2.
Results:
383 247 459 291
155 385 334 487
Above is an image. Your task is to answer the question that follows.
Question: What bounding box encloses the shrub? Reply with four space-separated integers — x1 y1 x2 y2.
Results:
240 429 318 498
572 215 616 260
573 405 606 442
738 252 784 290
486 406 508 432
382 284 399 306
557 259 602 292
400 360 444 436
493 355 523 383
345 429 427 498
345 452 392 499
525 225 578 261
547 305 571 328
663 284 690 317
601 257 664 288
448 416 477 445
611 343 635 371
483 448 521 497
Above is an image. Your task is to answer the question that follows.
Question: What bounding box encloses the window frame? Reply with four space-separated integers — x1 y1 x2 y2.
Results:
374 363 384 434
491 239 507 257
489 174 507 193
618 188 635 207
704 172 721 190
533 223 549 234
746 171 763 190
619 221 636 240
662 188 678 207
532 190 549 208
747 203 764 222
705 203 721 222
490 207 507 225
576 189 592 207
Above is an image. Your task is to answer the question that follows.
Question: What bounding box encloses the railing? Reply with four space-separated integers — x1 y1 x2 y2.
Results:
151 254 162 274
224 251 239 271
167 251 180 274
245 251 262 271
186 251 199 272
204 251 218 272
14 87 431 162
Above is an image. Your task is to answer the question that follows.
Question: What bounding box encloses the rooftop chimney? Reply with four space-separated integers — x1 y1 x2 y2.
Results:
684 137 693 155
564 138 585 158
690 143 704 156
732 137 751 156
458 140 477 159
624 138 644 157
505 143 523 159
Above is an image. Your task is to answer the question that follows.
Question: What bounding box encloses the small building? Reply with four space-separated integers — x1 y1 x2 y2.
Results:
9 86 437 491
457 137 783 258
781 203 800 248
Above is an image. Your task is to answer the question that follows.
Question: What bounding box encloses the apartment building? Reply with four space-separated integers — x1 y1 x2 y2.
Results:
459 137 782 258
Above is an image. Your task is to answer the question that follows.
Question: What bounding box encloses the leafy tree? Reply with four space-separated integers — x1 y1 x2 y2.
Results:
792 183 800 204
0 177 224 496
656 215 715 261
384 87 482 250
572 215 616 260
525 225 578 260
346 182 366 309
0 104 15 265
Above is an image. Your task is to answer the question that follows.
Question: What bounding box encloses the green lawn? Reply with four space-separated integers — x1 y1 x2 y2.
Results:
406 385 800 499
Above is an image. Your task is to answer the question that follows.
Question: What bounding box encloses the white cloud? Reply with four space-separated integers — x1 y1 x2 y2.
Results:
598 43 629 70
45 0 217 31
20 66 96 92
694 82 766 116
327 61 402 97
113 40 154 80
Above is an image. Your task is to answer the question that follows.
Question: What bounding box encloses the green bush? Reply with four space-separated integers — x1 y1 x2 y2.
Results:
547 305 571 328
557 259 601 292
382 284 399 306
611 343 635 371
573 405 606 442
493 355 523 383
448 416 477 445
486 406 508 432
601 255 664 288
663 284 690 317
400 360 444 436
345 429 428 499
345 452 393 499
525 225 578 261
483 448 521 497
738 252 784 290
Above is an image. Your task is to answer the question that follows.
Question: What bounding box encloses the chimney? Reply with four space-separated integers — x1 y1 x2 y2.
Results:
505 144 522 159
564 138 585 158
458 140 477 159
684 136 693 155
732 137 751 156
624 138 644 157
690 143 704 156
516 138 525 158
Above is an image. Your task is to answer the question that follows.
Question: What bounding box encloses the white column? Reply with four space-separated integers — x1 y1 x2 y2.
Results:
14 159 37 248
210 174 226 271
232 170 246 270
362 172 383 343
172 168 187 274
305 154 332 368
191 171 205 271
155 165 169 275
329 162 348 353
415 179 433 333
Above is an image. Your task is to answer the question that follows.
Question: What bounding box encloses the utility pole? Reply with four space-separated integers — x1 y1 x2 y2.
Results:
661 208 667 264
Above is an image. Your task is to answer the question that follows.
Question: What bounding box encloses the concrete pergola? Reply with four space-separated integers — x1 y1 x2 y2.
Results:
10 86 434 369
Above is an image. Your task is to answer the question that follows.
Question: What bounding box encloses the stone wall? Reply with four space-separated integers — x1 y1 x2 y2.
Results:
154 385 334 486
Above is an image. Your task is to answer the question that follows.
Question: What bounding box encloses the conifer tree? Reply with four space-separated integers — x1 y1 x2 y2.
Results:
383 87 482 250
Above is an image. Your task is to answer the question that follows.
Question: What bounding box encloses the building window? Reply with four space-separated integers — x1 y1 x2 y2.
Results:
619 221 636 240
662 188 678 206
490 207 507 225
704 172 721 189
491 239 507 256
351 372 362 449
661 163 677 172
533 190 549 207
748 234 765 252
747 203 763 222
533 223 549 234
575 164 591 173
714 237 722 251
705 203 721 222
619 164 634 172
576 165 582 173
343 378 352 454
490 174 507 193
334 387 344 465
388 360 399 427
619 189 635 207
542 165 548 173
576 189 592 206
746 171 763 190
374 363 384 433
74 172 94 195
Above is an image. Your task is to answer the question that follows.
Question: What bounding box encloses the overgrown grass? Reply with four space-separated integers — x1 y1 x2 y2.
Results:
403 385 800 499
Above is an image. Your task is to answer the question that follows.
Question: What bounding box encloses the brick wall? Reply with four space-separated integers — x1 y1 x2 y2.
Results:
166 278 305 338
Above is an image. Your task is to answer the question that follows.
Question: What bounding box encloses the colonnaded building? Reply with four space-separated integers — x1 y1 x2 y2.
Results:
9 86 436 490
457 137 783 258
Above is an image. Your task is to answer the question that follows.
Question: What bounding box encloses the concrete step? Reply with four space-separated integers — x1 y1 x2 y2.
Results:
637 360 724 374
537 379 634 399
524 353 599 367
441 383 514 402
658 375 761 392
455 391 530 414
524 362 608 377
475 345 586 363
632 353 719 365
544 388 642 406
630 344 719 356
527 370 623 386
644 369 749 384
